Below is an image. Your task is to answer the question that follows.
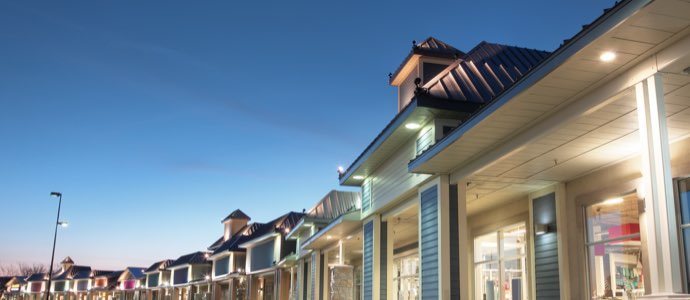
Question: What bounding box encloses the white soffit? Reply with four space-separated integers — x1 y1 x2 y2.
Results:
412 0 690 177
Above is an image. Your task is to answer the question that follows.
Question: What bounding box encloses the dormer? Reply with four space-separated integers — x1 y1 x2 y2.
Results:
221 209 250 241
389 37 464 112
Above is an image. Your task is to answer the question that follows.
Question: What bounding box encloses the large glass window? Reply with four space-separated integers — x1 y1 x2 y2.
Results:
393 253 419 300
678 178 690 290
585 194 644 299
474 223 527 300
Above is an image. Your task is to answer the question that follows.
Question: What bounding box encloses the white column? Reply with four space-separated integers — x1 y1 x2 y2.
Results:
438 176 451 299
456 180 470 300
636 73 689 299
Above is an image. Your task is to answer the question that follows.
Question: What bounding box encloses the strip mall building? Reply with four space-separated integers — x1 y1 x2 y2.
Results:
5 0 690 299
335 0 690 299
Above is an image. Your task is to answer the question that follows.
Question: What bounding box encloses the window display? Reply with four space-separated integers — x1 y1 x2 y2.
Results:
473 223 527 300
585 194 644 299
393 253 419 300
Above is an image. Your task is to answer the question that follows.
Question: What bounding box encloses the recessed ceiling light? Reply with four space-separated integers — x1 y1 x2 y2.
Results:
405 123 421 129
602 197 624 205
600 51 616 62
353 175 364 180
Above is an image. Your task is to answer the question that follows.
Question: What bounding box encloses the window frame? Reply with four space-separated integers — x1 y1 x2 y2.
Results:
473 222 528 300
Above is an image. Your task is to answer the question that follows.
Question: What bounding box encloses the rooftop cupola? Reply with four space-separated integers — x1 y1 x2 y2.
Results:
60 256 74 272
389 37 464 112
221 209 250 241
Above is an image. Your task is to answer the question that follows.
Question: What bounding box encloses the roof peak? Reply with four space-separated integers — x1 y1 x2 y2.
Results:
221 209 250 223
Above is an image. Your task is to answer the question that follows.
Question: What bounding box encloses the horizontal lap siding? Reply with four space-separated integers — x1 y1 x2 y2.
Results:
363 221 374 300
420 186 439 299
371 140 428 213
533 193 560 300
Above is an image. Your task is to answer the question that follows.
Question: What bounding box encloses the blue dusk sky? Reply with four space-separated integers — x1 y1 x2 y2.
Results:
1 1 612 270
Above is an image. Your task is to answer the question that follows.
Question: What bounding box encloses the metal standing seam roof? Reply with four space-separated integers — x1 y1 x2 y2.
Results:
144 260 174 273
221 209 250 223
26 273 47 282
305 191 361 220
72 270 93 280
123 267 146 280
52 265 91 281
408 0 642 170
339 40 550 183
168 252 211 268
212 232 252 255
0 277 13 287
424 42 550 103
390 37 466 84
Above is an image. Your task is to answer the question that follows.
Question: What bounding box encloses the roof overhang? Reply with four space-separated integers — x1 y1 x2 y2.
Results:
409 0 685 174
275 254 299 268
405 0 690 215
285 217 332 240
339 95 481 186
237 232 279 249
300 211 362 250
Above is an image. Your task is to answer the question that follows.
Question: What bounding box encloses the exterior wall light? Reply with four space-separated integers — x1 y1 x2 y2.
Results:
600 51 616 62
535 224 550 235
353 175 364 180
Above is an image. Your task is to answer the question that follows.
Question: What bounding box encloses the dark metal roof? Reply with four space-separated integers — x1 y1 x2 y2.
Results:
0 277 12 287
408 0 637 171
424 42 550 103
340 41 549 184
72 270 92 280
305 191 361 220
211 227 252 255
52 265 91 281
144 260 174 273
26 273 47 282
207 236 224 250
13 276 27 284
168 251 211 268
91 270 114 277
123 267 146 280
221 209 250 223
390 37 465 84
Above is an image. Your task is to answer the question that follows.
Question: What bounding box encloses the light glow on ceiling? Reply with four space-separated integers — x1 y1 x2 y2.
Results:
602 197 624 206
600 51 616 62
353 175 364 180
405 123 421 129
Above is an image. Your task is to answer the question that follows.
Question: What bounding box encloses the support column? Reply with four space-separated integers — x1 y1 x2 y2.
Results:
361 216 382 300
636 73 690 299
418 176 452 299
456 180 469 300
310 251 321 300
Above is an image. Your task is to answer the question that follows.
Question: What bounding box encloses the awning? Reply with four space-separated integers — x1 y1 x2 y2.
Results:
301 211 362 250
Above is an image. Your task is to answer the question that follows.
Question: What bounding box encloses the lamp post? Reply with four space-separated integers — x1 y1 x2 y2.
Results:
45 192 64 300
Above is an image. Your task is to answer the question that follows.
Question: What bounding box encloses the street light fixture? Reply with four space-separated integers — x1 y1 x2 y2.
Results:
45 192 65 300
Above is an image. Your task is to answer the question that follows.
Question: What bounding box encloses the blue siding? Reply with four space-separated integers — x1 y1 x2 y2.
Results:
416 126 434 156
420 186 439 299
362 179 372 212
533 193 560 300
363 221 374 300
